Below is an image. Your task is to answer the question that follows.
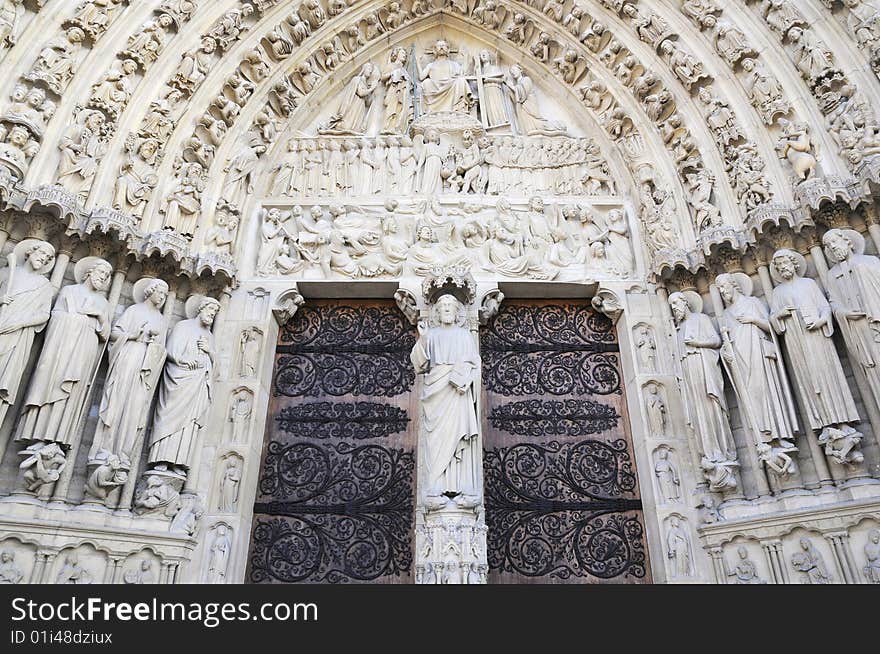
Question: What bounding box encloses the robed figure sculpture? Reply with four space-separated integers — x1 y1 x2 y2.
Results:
410 293 481 504
147 296 219 476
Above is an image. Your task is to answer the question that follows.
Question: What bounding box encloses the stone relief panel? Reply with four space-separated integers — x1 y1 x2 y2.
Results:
254 198 634 283
0 539 35 584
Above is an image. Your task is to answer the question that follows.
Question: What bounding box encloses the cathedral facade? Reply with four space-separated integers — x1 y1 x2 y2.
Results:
0 0 878 585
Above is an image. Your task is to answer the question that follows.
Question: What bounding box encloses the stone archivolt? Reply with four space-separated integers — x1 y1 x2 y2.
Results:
0 0 877 585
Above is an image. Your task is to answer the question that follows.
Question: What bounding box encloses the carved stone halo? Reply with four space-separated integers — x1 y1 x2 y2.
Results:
132 277 169 304
769 248 807 284
12 238 56 275
422 264 477 305
73 256 111 284
184 294 220 319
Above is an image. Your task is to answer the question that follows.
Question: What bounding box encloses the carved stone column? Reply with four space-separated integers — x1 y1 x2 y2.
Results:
825 532 857 583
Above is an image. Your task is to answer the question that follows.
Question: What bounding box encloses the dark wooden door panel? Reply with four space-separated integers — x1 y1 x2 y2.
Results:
247 301 417 584
481 301 651 584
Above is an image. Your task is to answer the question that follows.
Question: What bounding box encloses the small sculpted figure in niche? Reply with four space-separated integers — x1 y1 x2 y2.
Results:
147 297 220 477
728 546 765 584
410 295 481 507
218 457 242 512
206 525 232 583
776 119 818 182
645 383 667 439
653 447 679 501
791 537 833 584
666 517 692 577
55 553 92 585
0 550 23 584
124 560 156 585
0 239 54 430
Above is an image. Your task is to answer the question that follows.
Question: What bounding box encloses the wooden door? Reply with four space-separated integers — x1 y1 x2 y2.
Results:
480 301 651 583
247 300 417 584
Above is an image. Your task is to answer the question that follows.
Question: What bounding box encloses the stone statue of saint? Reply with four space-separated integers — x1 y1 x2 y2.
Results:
90 278 169 468
410 294 480 504
666 516 692 577
206 524 231 583
668 292 738 477
147 296 219 476
16 257 112 448
822 229 880 415
418 40 473 114
770 249 862 455
716 272 798 450
0 239 55 429
218 457 241 512
653 448 679 501
55 553 92 584
791 537 832 584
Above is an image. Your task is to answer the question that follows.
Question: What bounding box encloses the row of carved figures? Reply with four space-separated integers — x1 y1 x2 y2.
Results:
0 520 234 585
0 240 219 513
667 229 880 495
268 133 614 198
255 198 633 280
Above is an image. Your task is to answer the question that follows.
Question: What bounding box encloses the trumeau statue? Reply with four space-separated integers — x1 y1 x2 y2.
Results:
823 229 880 425
411 294 481 505
0 239 55 431
716 273 798 453
90 278 169 469
147 296 219 476
668 292 738 490
770 249 863 461
15 257 112 449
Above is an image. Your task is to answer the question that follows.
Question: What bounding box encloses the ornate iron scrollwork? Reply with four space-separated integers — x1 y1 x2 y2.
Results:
276 402 409 440
274 305 416 397
489 399 620 438
485 441 645 580
250 441 414 583
481 304 622 396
